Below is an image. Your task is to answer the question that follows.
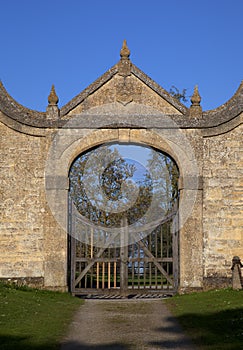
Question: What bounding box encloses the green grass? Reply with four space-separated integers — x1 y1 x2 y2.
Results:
165 289 243 350
1 283 243 350
0 282 83 350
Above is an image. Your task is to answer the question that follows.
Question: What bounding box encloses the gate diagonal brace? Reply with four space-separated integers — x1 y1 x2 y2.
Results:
136 240 174 285
74 210 177 287
74 231 120 286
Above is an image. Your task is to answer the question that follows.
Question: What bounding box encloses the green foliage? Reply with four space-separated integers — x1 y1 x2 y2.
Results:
0 283 82 349
69 146 154 228
69 145 179 229
146 150 179 209
169 85 188 103
165 289 243 349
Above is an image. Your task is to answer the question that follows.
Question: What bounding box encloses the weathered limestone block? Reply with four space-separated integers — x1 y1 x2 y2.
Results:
0 121 47 280
203 124 243 287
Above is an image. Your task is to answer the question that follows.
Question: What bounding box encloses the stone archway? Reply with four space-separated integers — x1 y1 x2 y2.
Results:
68 142 180 296
45 124 202 292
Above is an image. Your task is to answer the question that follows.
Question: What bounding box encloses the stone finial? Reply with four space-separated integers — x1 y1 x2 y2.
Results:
118 40 131 77
189 85 202 117
231 256 243 290
120 39 130 59
191 85 201 105
46 85 59 120
48 85 59 106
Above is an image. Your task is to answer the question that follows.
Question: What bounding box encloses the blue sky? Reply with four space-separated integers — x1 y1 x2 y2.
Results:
0 0 242 112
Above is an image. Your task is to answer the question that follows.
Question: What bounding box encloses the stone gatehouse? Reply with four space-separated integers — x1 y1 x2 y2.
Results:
0 41 242 293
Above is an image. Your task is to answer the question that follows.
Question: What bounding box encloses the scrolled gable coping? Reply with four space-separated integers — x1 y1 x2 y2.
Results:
0 73 242 131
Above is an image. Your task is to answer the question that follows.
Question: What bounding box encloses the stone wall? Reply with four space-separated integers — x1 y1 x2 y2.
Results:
0 115 242 292
0 120 68 290
203 121 243 288
0 120 46 284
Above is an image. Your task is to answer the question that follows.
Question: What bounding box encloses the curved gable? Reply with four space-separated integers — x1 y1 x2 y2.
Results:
0 41 242 132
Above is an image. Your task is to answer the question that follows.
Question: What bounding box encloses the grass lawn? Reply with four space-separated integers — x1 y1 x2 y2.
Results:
0 283 83 350
165 289 243 350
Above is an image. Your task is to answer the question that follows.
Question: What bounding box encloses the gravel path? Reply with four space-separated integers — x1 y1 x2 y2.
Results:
61 299 196 350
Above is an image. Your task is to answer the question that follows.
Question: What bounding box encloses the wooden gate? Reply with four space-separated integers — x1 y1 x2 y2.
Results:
69 204 179 297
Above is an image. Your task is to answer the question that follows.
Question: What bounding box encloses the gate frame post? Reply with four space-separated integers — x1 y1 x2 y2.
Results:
120 216 128 296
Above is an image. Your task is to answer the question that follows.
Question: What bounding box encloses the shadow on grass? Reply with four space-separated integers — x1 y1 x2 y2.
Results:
149 308 243 350
0 335 128 350
61 342 129 349
0 334 58 350
2 309 242 350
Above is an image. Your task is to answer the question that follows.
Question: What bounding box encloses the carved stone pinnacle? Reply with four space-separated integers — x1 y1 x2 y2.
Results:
118 40 131 77
48 85 59 106
189 85 202 117
120 40 130 59
191 85 201 106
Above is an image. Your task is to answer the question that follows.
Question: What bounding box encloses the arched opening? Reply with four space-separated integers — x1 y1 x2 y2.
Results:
68 142 180 297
